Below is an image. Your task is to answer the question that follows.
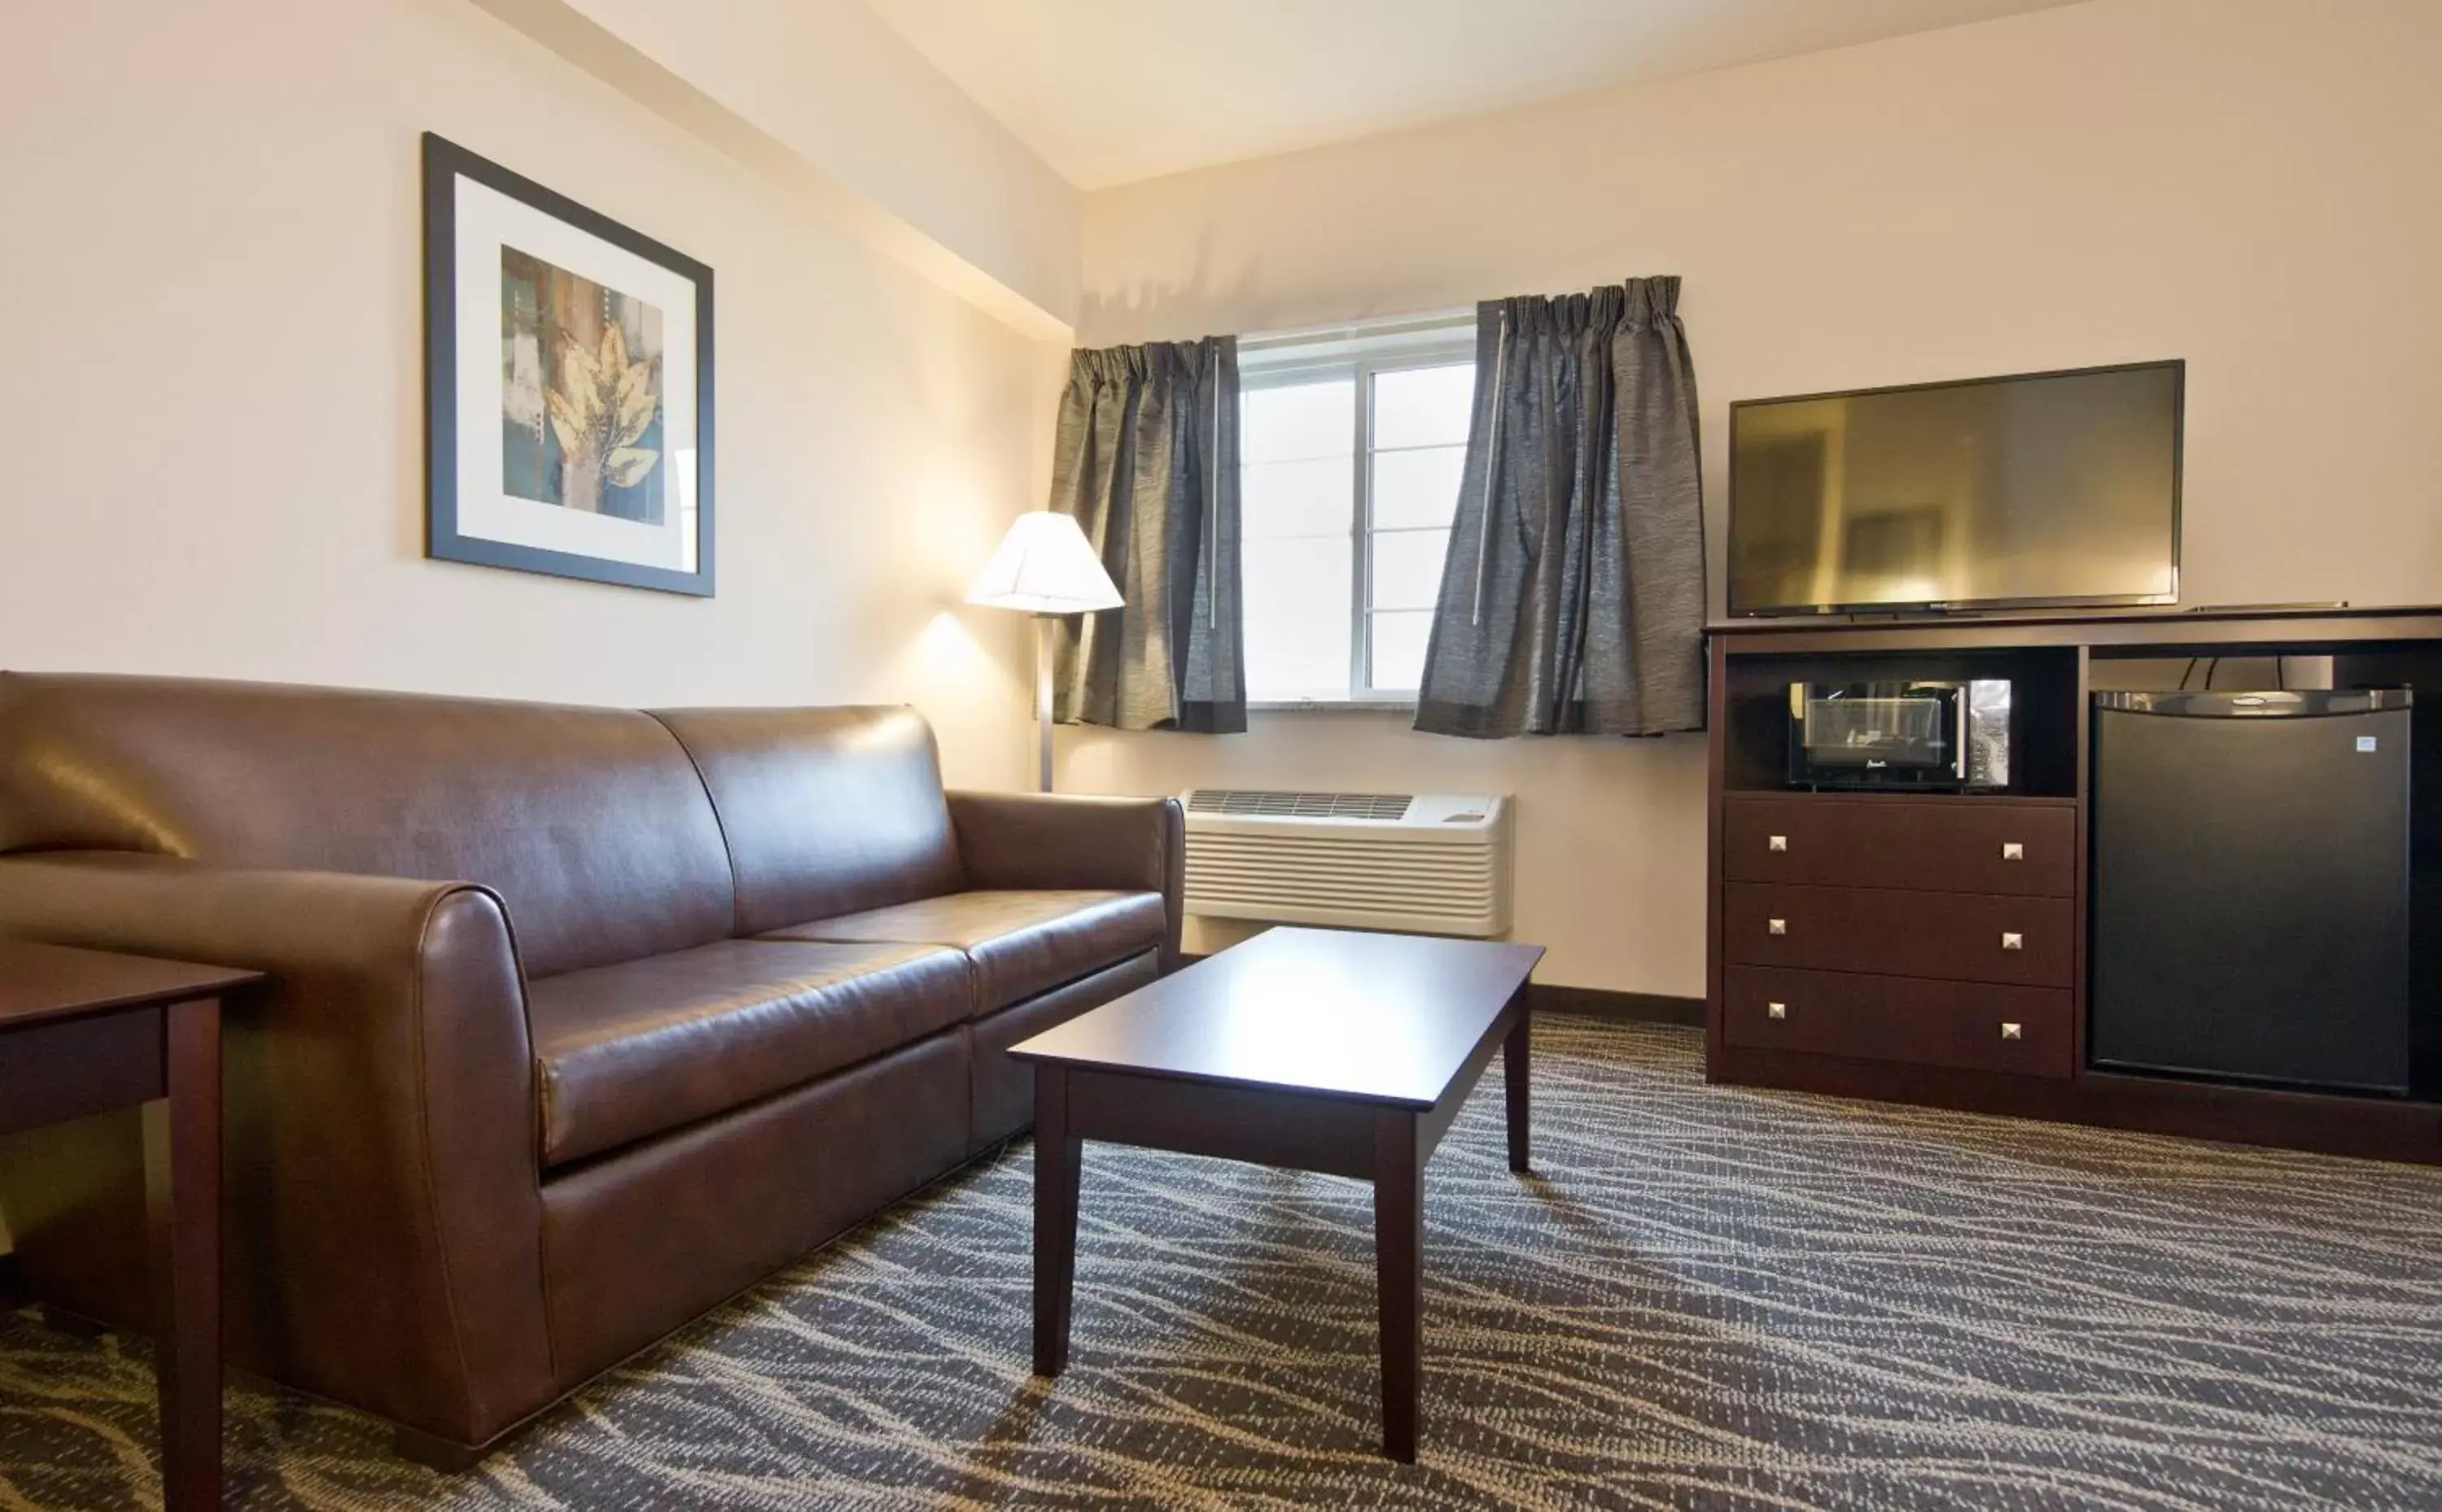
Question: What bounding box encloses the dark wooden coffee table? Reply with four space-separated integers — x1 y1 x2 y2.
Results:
1007 926 1544 1462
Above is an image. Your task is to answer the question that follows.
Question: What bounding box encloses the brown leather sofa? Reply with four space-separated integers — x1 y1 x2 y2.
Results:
0 672 1181 1466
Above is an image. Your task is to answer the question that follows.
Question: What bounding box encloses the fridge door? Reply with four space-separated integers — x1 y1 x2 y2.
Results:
2090 688 2413 1093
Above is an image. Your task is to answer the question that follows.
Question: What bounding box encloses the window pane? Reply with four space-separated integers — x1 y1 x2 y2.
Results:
1372 363 1475 450
1246 535 1351 616
1241 351 1473 703
1368 610 1434 693
1372 444 1466 530
1241 378 1354 464
1246 614 1351 701
1370 529 1450 611
1244 535 1352 701
1243 457 1354 540
1242 374 1357 701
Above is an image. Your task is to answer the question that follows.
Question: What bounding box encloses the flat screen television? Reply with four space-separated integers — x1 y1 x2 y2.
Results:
1726 360 2182 616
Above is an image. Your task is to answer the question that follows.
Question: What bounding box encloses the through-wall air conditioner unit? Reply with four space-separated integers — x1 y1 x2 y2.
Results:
1179 789 1514 937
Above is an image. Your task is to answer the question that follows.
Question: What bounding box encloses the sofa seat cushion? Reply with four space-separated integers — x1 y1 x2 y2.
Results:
758 889 1165 1016
528 939 972 1168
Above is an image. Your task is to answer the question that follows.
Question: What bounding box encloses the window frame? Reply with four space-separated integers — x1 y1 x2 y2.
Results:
1238 320 1477 709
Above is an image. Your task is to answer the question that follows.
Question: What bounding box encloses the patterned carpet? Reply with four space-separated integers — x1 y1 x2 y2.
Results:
3 1016 2440 1510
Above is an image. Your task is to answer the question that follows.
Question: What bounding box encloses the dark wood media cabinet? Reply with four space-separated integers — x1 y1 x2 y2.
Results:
1705 605 2442 1165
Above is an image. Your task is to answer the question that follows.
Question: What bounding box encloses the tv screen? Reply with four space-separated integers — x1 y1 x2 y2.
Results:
1727 361 2182 615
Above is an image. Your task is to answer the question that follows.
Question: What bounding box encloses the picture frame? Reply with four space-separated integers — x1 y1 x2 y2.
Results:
422 132 716 596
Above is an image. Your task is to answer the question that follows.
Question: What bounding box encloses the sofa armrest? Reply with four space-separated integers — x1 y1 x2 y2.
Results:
0 852 552 1445
947 791 1185 972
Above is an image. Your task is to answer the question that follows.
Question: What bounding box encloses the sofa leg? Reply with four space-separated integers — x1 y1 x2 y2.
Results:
394 1425 490 1475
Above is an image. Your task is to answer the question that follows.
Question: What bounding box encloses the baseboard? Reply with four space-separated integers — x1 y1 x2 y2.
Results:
1530 984 1705 1026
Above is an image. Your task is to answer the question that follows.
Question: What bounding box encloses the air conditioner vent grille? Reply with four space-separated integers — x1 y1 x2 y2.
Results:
1179 789 1512 937
1187 789 1414 821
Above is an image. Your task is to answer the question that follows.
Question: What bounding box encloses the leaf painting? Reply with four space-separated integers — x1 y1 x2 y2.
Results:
501 247 666 522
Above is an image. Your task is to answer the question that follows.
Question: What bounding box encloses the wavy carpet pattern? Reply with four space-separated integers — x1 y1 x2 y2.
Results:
4 1017 2440 1510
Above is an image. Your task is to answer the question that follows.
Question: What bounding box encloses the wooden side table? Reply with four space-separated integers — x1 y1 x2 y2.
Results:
0 938 260 1512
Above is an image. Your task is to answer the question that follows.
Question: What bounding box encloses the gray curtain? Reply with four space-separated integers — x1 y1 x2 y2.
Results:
1047 337 1245 733
1413 277 1706 738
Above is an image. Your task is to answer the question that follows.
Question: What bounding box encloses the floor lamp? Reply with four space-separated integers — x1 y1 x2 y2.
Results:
966 512 1123 792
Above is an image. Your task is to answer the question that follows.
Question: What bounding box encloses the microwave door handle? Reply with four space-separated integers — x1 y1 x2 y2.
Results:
1953 690 1968 781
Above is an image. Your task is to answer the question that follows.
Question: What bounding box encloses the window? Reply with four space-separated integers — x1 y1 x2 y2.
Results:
1239 320 1476 705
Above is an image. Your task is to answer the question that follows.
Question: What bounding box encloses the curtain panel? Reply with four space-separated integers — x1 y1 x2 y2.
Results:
1046 338 1245 733
1414 277 1706 738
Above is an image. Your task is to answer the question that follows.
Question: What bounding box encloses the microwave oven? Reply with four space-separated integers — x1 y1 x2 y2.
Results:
1787 680 2011 791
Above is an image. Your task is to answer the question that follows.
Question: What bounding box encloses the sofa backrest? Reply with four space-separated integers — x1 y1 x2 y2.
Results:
650 705 961 934
0 672 735 977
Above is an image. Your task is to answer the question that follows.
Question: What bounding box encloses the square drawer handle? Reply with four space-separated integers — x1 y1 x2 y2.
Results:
1767 1001 1788 1020
2000 931 2024 951
2001 841 2024 861
1767 918 1788 936
1768 834 1788 853
2001 1021 2024 1041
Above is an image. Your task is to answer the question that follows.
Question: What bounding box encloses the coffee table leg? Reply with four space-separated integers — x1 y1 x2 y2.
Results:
1032 1064 1079 1378
145 996 222 1512
1503 999 1531 1175
1373 1108 1422 1462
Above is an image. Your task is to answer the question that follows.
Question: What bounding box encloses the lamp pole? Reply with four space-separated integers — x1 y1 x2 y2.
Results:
1035 613 1055 793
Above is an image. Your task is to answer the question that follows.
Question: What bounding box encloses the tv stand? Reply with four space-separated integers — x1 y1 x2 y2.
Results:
1705 604 2442 1164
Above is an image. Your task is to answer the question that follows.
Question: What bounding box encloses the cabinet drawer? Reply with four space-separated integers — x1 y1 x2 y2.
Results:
1722 882 2074 986
1723 798 2075 897
1724 965 2073 1078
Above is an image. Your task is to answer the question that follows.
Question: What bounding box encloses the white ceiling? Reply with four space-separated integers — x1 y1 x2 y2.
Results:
860 0 2090 190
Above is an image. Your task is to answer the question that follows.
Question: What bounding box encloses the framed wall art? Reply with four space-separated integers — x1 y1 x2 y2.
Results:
422 132 715 596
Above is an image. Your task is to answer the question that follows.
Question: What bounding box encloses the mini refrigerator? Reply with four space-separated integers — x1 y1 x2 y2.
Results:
2089 688 2414 1094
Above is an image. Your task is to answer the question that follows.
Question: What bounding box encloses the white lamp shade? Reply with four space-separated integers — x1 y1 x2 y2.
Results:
965 511 1123 614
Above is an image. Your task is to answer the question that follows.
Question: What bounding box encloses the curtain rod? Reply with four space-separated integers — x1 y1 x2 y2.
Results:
1237 304 1476 352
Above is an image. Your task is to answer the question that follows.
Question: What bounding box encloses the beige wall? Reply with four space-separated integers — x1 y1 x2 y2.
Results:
0 0 1070 790
1065 0 2442 994
540 0 1080 329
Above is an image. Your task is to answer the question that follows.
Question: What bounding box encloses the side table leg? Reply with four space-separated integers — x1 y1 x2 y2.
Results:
1503 998 1531 1175
1373 1108 1423 1462
1032 1065 1080 1378
146 996 222 1512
